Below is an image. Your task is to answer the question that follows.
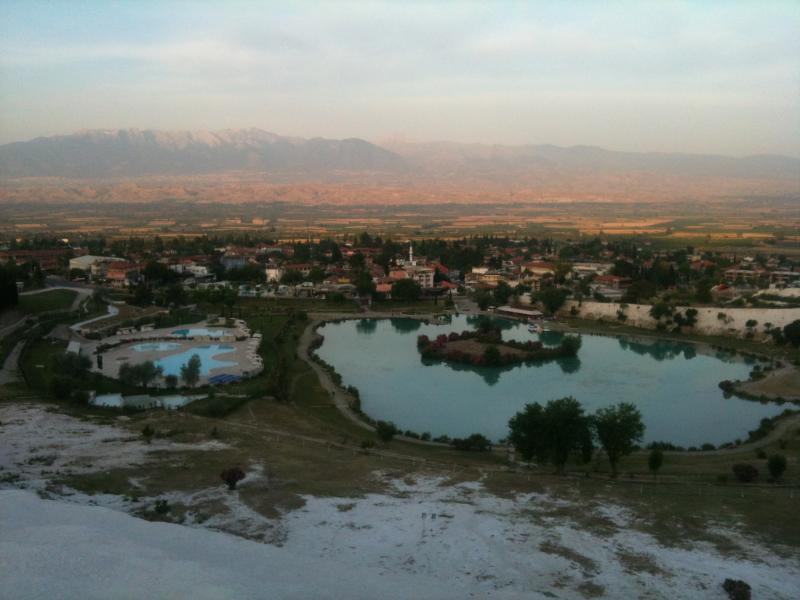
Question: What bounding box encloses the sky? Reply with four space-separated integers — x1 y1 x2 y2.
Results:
1 0 798 156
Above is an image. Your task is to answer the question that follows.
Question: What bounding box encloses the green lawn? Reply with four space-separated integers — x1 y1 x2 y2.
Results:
18 289 78 314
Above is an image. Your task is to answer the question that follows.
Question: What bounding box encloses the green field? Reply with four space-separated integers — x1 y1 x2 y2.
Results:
18 289 78 314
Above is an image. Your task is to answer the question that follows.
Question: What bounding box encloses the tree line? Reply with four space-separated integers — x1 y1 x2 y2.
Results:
508 397 645 476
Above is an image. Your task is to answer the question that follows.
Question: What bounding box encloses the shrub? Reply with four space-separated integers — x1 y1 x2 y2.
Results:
142 425 155 444
154 499 170 515
767 454 787 480
220 467 246 490
722 578 751 600
450 433 492 452
375 420 398 443
731 463 758 483
648 448 664 477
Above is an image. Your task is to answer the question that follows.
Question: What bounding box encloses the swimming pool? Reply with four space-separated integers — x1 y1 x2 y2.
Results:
172 328 228 338
132 342 182 352
154 344 238 376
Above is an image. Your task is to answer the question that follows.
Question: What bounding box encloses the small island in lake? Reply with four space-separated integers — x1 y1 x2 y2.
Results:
417 322 581 368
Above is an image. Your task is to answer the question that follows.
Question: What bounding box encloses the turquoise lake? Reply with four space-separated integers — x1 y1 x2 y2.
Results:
315 316 786 446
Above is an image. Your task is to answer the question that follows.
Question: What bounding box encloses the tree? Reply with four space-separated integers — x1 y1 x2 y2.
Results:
767 454 787 481
783 320 800 347
280 270 304 285
482 345 502 366
593 403 645 476
0 264 19 309
508 402 548 463
392 278 421 302
450 433 492 452
649 302 673 321
180 354 202 388
220 467 246 490
355 271 376 296
537 287 568 314
475 290 491 310
493 281 513 305
375 420 398 443
648 448 664 479
508 397 592 473
164 374 178 389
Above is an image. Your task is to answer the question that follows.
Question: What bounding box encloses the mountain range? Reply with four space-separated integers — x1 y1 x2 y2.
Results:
0 129 797 205
1 128 798 181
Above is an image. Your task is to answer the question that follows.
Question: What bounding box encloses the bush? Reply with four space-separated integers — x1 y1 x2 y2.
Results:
722 578 751 600
767 454 787 480
142 425 155 444
450 433 492 452
50 375 73 399
220 467 246 490
375 420 398 443
154 499 170 515
731 463 758 483
648 448 664 476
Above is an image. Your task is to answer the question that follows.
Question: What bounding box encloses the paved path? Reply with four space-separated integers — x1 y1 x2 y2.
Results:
297 318 373 433
70 303 118 332
0 340 24 385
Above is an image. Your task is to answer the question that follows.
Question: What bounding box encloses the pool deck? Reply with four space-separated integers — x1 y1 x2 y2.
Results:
89 320 263 386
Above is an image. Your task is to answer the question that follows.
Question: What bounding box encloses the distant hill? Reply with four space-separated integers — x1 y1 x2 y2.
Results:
383 140 800 182
0 128 407 177
0 129 797 204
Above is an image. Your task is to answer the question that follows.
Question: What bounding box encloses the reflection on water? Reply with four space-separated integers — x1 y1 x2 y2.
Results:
315 316 785 446
356 318 378 334
390 318 422 334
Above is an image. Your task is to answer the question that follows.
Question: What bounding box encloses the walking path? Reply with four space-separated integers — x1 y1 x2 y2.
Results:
0 341 24 385
69 303 118 332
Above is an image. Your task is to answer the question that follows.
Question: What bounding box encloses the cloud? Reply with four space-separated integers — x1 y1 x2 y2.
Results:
0 0 798 155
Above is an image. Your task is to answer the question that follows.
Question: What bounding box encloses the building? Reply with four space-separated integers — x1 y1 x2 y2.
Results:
264 265 285 282
69 255 124 280
102 262 142 288
593 275 631 289
495 306 544 320
0 248 71 271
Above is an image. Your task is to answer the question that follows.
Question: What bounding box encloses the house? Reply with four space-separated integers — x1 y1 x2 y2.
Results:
524 261 556 276
104 261 142 288
265 265 285 282
0 248 71 271
593 275 631 289
69 255 124 278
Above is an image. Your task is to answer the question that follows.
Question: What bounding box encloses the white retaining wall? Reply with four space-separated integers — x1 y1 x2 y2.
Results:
563 300 800 339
